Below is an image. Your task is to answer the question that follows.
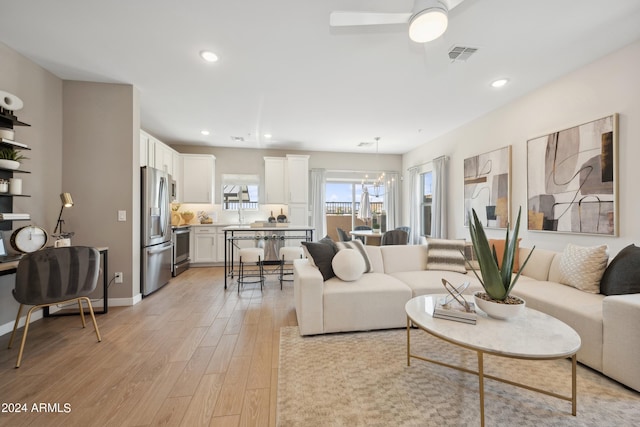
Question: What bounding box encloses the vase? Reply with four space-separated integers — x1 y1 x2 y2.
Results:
473 291 525 320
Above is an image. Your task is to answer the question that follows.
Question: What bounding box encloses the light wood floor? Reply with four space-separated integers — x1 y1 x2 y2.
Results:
0 266 297 426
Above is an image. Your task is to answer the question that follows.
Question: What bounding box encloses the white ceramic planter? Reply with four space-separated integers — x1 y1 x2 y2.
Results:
0 159 20 170
473 291 525 320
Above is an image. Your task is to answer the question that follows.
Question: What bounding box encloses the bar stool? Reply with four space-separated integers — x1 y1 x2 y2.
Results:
279 246 304 289
237 247 265 293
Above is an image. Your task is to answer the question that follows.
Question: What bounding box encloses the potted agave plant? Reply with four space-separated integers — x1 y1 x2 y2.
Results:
467 206 534 319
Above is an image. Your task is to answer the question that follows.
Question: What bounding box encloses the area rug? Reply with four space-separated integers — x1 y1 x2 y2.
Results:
277 326 640 426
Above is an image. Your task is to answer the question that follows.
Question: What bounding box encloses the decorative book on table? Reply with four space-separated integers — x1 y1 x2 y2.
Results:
433 297 477 324
432 279 477 324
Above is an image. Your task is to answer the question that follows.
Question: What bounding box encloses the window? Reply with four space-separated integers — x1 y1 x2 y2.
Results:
325 181 385 239
421 172 433 236
221 174 259 210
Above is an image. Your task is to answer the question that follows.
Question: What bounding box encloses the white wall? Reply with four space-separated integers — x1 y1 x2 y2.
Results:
402 39 640 256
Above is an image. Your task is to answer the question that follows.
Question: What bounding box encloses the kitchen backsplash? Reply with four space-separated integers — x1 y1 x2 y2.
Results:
172 203 289 225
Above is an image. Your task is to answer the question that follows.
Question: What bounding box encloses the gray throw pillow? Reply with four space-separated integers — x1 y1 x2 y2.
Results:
301 236 337 281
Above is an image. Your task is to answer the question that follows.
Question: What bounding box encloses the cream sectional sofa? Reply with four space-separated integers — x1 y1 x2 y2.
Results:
293 244 640 392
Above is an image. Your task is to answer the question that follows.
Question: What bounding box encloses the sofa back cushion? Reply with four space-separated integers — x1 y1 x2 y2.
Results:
519 247 557 281
380 245 428 274
365 245 385 273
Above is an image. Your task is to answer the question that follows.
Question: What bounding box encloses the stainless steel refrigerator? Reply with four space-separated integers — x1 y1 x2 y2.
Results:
141 166 173 296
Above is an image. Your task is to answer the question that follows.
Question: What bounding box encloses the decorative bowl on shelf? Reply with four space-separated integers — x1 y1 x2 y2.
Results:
180 211 195 224
0 159 20 170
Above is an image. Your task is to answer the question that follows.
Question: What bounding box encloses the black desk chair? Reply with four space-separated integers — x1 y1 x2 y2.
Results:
395 226 411 243
8 246 102 368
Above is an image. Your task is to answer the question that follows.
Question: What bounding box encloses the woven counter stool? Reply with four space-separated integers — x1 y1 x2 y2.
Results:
237 247 265 293
279 246 304 289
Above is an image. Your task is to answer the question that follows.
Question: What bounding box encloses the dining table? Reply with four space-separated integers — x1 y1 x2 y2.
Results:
349 229 384 246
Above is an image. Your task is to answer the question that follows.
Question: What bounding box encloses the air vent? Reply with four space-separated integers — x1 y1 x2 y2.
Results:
358 142 374 147
448 46 478 62
230 136 245 142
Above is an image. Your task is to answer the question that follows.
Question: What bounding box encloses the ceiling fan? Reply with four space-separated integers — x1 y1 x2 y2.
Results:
329 0 465 43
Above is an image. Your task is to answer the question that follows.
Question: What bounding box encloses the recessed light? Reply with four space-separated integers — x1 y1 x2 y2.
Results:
264 134 272 139
199 50 218 63
491 78 509 88
201 130 210 136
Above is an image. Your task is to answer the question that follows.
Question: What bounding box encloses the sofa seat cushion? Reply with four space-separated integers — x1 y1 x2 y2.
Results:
390 270 484 298
512 280 604 370
323 273 411 333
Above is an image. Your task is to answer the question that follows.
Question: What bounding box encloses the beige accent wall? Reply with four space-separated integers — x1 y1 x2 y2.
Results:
402 39 640 256
62 81 139 301
0 41 63 327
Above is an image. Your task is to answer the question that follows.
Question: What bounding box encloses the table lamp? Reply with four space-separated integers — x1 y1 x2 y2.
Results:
53 192 74 236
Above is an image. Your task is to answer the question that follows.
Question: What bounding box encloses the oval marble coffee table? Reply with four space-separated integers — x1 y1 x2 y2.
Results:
405 295 582 427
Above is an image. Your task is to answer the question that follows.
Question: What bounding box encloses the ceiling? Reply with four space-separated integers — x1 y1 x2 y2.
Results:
1 0 639 154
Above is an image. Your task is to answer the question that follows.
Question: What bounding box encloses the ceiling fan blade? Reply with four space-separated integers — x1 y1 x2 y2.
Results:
329 11 412 27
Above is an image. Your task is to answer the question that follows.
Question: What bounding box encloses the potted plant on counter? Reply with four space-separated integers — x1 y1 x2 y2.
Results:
467 206 534 319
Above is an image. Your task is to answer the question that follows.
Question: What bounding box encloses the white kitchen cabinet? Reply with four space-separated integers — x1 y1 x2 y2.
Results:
286 155 309 204
287 204 308 227
181 154 216 203
264 157 286 204
139 131 149 167
193 226 217 263
139 130 175 175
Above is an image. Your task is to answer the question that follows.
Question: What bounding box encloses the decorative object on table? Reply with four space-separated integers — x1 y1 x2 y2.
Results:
527 114 618 235
10 225 48 253
463 145 511 229
180 210 194 225
268 211 276 223
277 208 287 223
53 192 74 240
467 206 534 319
433 279 476 324
372 222 381 233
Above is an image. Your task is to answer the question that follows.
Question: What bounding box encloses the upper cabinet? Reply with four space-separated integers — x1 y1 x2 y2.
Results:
139 130 177 176
286 155 309 205
181 154 215 203
264 157 286 204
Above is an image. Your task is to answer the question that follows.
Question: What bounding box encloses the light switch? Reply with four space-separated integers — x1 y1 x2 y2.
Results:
118 210 127 222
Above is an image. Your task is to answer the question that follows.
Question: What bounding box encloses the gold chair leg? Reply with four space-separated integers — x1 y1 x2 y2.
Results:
83 297 102 342
8 304 24 349
78 299 87 328
15 306 38 368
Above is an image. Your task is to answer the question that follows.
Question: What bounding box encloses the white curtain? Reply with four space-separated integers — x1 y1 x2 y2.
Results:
310 169 326 240
408 167 421 244
431 155 448 238
383 172 400 230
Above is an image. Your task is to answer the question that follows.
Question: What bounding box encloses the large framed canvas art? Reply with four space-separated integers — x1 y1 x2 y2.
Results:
463 146 511 228
527 114 618 235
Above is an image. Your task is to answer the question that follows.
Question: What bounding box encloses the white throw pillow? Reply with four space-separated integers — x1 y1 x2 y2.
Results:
335 239 373 273
559 243 608 293
331 249 365 281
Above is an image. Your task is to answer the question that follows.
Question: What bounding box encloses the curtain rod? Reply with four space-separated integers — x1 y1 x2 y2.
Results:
406 155 448 171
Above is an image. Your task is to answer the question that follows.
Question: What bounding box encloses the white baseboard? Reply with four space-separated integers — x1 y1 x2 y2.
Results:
0 296 143 337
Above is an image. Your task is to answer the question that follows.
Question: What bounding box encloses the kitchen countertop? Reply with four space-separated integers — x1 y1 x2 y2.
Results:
222 225 314 231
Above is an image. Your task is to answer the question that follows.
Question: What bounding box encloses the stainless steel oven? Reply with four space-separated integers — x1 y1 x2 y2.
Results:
172 226 190 276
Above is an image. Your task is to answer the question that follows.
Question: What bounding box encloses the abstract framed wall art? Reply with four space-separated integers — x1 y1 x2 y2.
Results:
526 114 618 235
463 146 511 228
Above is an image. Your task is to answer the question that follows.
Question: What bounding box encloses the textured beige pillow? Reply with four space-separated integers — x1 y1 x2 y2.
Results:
559 243 609 293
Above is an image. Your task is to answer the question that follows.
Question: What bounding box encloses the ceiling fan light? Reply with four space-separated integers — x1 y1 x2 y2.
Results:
409 7 448 43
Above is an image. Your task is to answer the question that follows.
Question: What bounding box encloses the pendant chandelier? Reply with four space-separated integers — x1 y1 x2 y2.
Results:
361 137 392 198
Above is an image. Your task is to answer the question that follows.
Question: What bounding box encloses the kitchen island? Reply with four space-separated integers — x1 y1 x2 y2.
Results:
223 225 314 289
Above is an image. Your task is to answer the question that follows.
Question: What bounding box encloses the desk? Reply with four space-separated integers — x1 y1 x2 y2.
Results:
0 246 109 316
349 230 383 246
223 225 314 289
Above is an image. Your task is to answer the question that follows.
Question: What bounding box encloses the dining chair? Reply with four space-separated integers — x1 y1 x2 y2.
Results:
395 226 411 243
8 246 102 368
336 228 351 242
381 229 409 246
